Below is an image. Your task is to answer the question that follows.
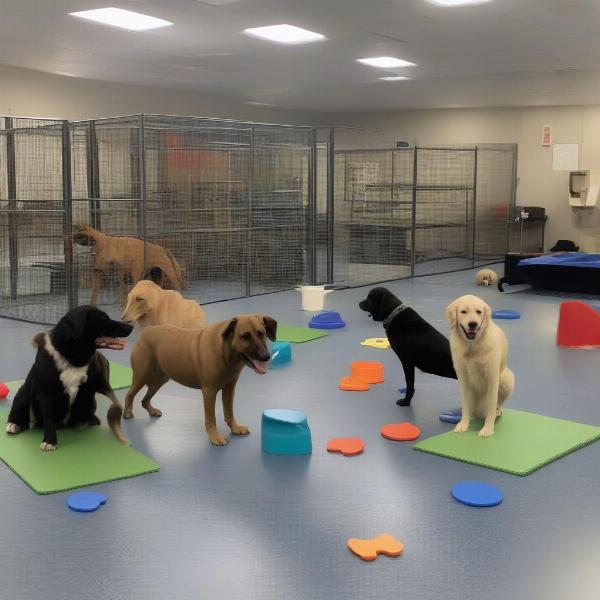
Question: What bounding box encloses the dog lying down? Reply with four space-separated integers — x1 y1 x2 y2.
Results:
124 314 277 446
6 306 133 451
121 280 207 330
475 269 498 287
359 287 457 406
447 294 514 437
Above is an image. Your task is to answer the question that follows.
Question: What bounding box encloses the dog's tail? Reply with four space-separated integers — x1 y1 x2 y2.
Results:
164 247 186 289
107 401 128 445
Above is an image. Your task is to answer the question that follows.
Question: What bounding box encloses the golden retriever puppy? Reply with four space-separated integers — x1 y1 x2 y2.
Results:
122 280 207 331
475 269 498 286
446 294 514 437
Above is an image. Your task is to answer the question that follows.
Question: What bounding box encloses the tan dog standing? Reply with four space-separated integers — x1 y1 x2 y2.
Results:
124 314 276 446
73 224 185 305
446 295 514 437
122 280 207 330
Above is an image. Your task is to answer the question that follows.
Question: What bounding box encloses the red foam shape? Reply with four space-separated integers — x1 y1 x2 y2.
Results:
0 383 7 399
380 422 421 442
557 301 600 348
327 437 364 456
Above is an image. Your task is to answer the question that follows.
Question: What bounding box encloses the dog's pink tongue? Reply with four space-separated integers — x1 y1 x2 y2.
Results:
95 337 127 350
251 359 268 375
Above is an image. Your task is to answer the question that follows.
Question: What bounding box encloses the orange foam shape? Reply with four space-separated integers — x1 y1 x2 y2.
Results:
380 422 421 441
327 437 364 456
339 376 369 391
351 361 384 384
347 534 404 561
557 301 600 348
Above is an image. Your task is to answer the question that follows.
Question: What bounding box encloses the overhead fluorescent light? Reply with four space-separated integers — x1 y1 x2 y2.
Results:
357 56 416 69
380 76 410 81
426 0 493 6
69 8 173 31
243 24 325 44
247 101 273 106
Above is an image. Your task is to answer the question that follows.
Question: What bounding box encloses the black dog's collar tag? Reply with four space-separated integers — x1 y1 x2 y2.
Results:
383 303 408 330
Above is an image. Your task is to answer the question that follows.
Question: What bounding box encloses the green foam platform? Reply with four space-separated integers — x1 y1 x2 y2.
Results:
0 406 158 494
3 360 132 398
413 409 600 476
276 324 328 344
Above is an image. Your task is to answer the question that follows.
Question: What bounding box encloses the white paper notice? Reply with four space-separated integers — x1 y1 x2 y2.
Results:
552 144 579 171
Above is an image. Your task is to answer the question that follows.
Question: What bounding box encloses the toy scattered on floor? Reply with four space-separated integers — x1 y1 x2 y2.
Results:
557 300 600 348
451 481 503 507
360 337 390 349
492 309 521 320
0 383 8 399
67 491 108 513
308 311 345 329
269 341 292 368
475 269 498 286
327 437 364 456
380 422 421 441
398 387 407 394
261 409 312 455
439 408 462 424
296 285 333 311
347 534 404 561
339 361 385 392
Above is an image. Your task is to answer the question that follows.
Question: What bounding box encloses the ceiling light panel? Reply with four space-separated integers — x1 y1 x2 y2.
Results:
69 8 173 31
357 56 416 68
380 76 410 81
243 24 325 44
426 0 494 6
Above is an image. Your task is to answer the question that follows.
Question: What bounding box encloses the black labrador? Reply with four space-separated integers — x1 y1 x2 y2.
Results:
6 306 133 451
359 287 457 406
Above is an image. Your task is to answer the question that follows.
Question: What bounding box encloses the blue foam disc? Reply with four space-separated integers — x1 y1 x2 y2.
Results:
67 491 108 513
492 310 521 320
439 408 462 424
451 481 503 507
399 387 407 394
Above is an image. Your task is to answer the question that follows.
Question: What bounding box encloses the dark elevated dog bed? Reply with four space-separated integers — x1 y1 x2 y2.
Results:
517 253 600 294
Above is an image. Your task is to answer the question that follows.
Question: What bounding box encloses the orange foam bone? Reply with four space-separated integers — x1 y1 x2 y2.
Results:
380 422 421 441
327 437 364 456
557 301 600 348
347 533 404 561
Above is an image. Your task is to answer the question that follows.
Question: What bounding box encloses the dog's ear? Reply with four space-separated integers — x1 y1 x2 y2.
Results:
73 225 95 246
261 315 277 341
446 300 458 328
222 317 238 340
482 301 492 323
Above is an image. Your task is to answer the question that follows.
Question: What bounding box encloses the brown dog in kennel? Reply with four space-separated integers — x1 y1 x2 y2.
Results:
73 224 185 305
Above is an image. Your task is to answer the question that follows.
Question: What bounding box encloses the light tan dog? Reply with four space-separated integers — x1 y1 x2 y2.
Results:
73 224 185 305
121 280 207 330
447 294 514 438
124 314 276 446
475 269 498 287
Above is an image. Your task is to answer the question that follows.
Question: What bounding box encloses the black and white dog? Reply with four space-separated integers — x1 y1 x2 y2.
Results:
6 306 133 451
359 287 457 406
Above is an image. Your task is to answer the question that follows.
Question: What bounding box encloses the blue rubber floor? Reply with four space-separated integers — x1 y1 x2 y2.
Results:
1 266 600 600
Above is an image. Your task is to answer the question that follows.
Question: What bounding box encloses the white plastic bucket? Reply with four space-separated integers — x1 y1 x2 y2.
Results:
295 286 333 311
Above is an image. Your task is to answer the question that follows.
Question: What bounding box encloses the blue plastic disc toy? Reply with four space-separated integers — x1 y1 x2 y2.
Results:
67 491 108 513
308 311 345 330
439 408 462 424
451 481 503 507
399 387 407 394
492 310 521 320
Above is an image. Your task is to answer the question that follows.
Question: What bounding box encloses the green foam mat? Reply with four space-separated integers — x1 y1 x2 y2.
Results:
0 406 158 494
413 409 600 476
4 360 132 397
277 324 328 343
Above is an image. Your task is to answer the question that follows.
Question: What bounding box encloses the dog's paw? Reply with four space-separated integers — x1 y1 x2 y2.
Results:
148 408 162 418
210 434 228 446
6 423 21 434
40 442 57 452
396 398 411 407
230 424 250 436
453 420 470 433
123 410 134 419
478 426 494 438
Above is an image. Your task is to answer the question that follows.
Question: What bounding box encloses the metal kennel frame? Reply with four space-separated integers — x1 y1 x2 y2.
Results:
0 114 517 325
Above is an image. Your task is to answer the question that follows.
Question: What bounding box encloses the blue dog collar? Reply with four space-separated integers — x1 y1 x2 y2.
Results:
382 303 408 330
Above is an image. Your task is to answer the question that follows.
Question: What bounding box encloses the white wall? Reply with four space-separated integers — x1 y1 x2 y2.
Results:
332 106 600 251
0 64 319 125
